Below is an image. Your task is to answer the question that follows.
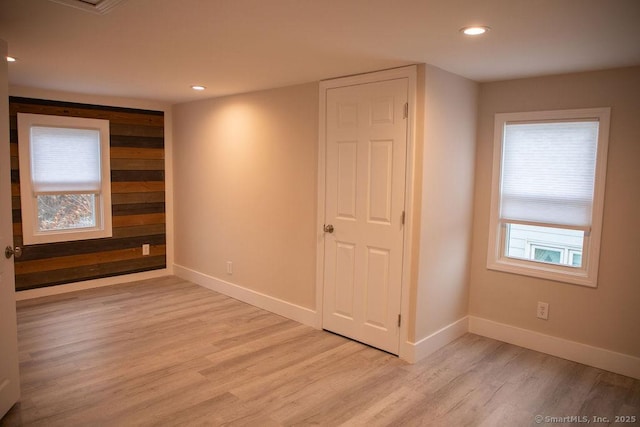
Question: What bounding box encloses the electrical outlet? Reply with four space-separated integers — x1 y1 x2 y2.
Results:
537 301 549 320
226 261 233 275
142 244 150 256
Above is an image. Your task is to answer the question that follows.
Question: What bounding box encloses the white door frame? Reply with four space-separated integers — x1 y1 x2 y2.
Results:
315 65 418 361
0 38 21 418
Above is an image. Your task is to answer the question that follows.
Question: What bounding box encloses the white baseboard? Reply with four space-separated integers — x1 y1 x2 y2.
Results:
15 268 170 301
402 316 469 363
469 316 640 380
174 264 318 328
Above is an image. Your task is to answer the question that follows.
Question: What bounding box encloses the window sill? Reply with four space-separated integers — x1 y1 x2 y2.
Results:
487 257 597 288
23 227 113 245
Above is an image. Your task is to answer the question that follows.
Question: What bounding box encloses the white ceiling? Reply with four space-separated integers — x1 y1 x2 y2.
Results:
1 0 639 104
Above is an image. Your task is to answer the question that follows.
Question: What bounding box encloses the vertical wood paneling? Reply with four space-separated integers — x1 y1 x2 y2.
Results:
9 97 167 291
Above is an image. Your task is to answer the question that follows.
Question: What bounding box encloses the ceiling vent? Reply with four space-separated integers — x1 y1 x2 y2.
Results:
48 0 126 14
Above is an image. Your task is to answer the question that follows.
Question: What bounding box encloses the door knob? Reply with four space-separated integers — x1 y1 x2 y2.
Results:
4 246 22 259
324 224 334 233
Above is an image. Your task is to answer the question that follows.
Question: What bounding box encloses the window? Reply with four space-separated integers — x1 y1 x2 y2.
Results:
487 108 610 287
18 113 112 244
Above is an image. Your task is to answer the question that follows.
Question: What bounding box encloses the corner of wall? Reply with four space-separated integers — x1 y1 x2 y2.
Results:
411 65 478 346
406 64 426 343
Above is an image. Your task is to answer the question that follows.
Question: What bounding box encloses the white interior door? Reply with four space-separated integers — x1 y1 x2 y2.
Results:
322 78 408 354
0 39 21 418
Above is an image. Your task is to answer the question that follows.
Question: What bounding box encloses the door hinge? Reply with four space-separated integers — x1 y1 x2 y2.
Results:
398 314 402 327
401 210 405 225
403 102 408 119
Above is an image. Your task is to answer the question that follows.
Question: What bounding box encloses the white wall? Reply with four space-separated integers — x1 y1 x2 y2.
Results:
172 83 318 311
411 65 478 343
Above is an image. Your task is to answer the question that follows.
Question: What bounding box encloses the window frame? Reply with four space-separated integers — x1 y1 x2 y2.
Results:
17 113 113 244
487 108 610 287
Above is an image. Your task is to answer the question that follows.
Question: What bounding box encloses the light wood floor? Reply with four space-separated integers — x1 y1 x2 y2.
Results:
1 276 638 426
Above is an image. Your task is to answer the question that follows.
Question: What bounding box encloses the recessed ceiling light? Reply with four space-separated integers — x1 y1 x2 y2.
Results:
460 26 490 36
191 85 206 91
6 56 17 62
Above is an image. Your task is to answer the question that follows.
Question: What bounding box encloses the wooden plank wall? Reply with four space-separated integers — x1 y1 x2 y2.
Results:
9 97 166 291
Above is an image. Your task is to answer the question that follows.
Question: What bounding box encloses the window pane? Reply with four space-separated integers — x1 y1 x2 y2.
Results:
534 248 561 264
37 194 96 231
571 252 583 267
505 223 584 267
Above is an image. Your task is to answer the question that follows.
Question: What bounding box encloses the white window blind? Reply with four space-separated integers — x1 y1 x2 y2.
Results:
500 120 599 230
30 126 102 194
